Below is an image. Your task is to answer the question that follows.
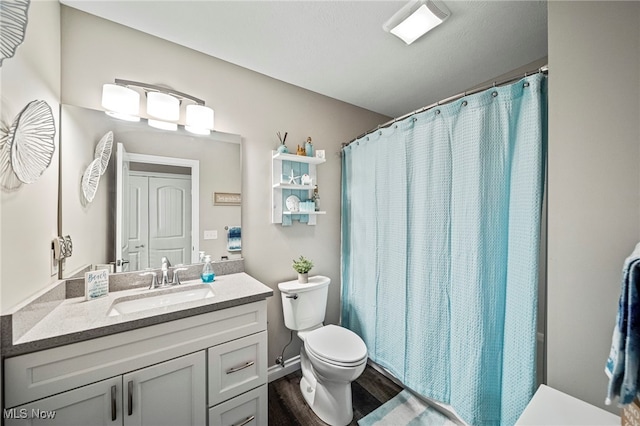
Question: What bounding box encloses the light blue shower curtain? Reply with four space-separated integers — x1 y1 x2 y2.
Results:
341 74 546 426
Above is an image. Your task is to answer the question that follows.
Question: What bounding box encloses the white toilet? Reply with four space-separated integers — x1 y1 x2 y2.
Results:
278 275 367 426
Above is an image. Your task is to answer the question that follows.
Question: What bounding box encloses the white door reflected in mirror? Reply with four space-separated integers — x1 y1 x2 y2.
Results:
115 143 198 272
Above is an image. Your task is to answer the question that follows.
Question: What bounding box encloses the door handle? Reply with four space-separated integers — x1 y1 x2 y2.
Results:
127 380 133 416
134 244 145 248
111 385 117 421
226 361 255 374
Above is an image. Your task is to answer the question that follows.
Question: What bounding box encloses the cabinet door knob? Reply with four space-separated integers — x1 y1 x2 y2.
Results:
232 415 255 426
226 361 255 374
127 380 133 416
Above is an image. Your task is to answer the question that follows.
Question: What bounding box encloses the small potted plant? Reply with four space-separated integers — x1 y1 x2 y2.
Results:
292 255 313 283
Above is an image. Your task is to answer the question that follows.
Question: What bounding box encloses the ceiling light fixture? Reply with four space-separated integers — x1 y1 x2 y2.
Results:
383 0 450 45
101 79 215 134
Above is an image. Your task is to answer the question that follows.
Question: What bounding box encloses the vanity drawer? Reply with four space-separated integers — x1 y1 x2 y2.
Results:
208 331 267 407
208 385 267 426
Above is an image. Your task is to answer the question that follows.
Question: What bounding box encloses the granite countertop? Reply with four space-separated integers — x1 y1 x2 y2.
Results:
2 272 273 357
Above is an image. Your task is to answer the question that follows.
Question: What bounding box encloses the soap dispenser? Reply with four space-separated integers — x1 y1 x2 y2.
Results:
201 255 215 283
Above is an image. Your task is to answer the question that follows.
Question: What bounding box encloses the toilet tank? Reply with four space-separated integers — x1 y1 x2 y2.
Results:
278 276 330 330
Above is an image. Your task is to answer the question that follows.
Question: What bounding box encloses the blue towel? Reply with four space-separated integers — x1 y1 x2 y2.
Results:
227 226 241 252
606 243 640 405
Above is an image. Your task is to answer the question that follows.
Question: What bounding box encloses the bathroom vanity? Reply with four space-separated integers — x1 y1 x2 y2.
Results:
1 269 272 426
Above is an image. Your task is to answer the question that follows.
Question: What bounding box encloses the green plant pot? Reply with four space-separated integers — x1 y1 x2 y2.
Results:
298 273 308 283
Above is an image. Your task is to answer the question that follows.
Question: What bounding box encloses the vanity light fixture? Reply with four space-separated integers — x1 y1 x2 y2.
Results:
185 104 215 135
146 91 180 121
148 119 178 131
383 0 450 45
101 79 215 134
101 84 140 122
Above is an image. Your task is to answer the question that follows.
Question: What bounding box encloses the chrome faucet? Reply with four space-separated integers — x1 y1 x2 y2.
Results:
161 257 172 286
140 271 159 290
172 266 189 285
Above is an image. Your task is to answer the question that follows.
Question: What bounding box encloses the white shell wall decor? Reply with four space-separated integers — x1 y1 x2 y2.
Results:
81 157 101 203
0 0 30 67
94 131 113 175
8 100 56 184
81 130 114 203
0 123 22 191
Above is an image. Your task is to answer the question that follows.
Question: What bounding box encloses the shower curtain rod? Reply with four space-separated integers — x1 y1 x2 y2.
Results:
344 65 549 147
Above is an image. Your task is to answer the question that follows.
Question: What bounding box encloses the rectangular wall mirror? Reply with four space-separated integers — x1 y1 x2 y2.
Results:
60 104 242 278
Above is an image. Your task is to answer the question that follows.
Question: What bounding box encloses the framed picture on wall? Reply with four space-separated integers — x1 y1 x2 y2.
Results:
213 192 241 206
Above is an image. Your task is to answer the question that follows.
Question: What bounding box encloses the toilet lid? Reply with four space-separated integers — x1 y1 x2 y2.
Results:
305 325 367 366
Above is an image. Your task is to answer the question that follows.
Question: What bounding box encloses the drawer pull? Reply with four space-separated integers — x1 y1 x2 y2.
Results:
111 385 117 421
226 361 255 374
232 415 255 426
127 380 133 415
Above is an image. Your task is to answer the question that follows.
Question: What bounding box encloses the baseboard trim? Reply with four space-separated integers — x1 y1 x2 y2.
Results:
267 355 301 383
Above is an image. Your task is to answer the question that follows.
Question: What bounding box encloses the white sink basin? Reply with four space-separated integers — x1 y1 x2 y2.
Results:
107 284 214 316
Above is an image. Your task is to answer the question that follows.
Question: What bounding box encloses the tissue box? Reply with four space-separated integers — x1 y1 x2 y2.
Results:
623 399 640 426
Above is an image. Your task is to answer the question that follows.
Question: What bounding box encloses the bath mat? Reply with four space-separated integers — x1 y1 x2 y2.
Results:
359 390 457 426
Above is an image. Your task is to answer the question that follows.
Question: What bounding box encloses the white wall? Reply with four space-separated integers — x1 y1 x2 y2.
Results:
547 1 640 412
0 1 61 313
60 6 388 365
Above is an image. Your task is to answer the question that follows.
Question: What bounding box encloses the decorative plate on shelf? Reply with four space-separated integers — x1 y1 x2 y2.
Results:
285 195 300 212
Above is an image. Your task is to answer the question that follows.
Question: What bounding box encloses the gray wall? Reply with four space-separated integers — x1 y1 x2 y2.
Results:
547 1 640 413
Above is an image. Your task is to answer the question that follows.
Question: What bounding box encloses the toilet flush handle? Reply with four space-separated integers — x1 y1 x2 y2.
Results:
286 293 298 300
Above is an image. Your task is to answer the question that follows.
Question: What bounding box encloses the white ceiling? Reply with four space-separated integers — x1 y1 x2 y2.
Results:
60 0 548 118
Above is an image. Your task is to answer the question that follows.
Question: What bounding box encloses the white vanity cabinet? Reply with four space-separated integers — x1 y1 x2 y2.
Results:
4 300 268 426
5 352 205 426
207 332 267 426
5 376 121 426
124 351 206 426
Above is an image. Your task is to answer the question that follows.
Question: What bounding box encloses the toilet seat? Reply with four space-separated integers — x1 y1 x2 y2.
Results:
305 325 367 368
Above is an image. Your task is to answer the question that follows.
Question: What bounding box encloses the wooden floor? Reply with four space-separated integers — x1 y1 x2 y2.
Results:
268 364 403 425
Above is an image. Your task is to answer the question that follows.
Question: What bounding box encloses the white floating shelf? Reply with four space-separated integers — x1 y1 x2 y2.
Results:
272 152 326 165
273 183 315 190
282 211 326 215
